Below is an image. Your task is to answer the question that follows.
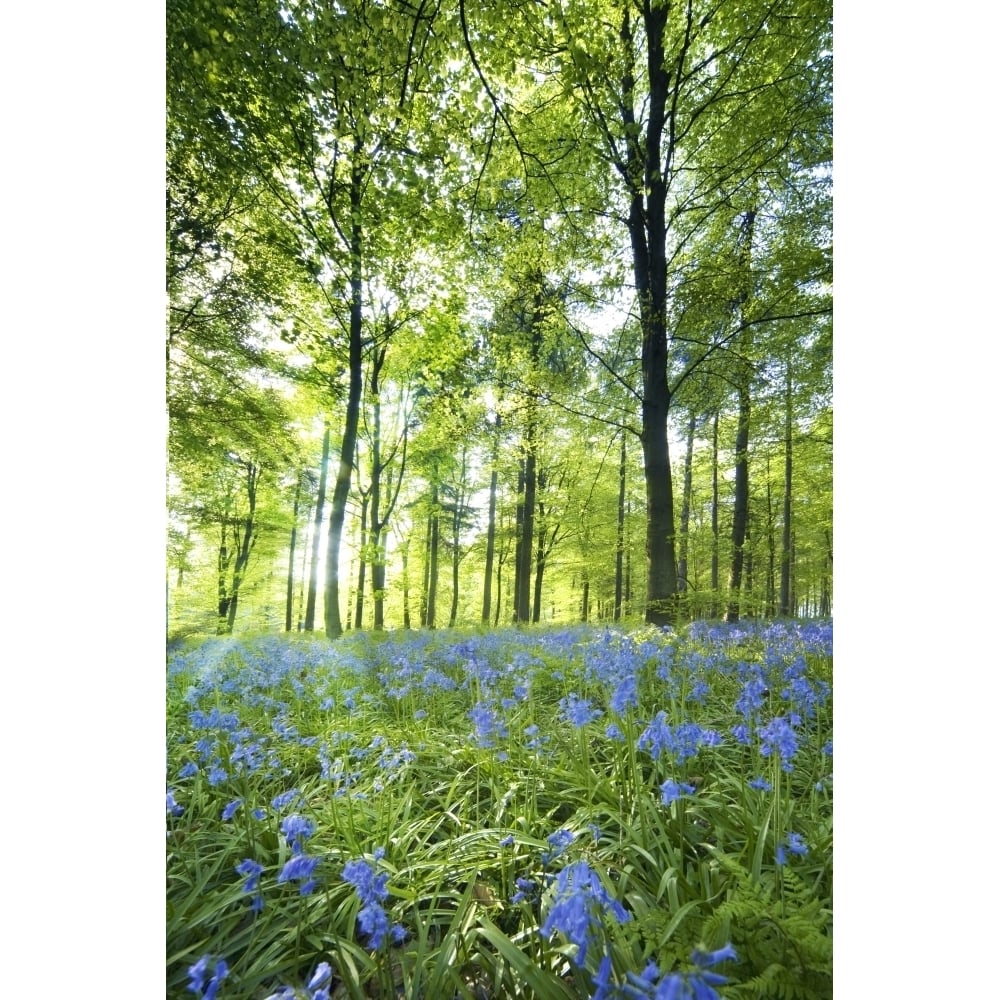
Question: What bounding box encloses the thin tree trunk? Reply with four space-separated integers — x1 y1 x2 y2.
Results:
427 480 439 629
678 413 696 595
481 415 500 623
779 352 794 616
726 386 751 623
285 475 301 631
354 491 370 631
305 424 330 631
711 412 720 614
401 534 412 629
614 431 627 620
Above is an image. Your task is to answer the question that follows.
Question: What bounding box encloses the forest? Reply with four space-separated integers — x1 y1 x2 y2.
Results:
166 0 832 640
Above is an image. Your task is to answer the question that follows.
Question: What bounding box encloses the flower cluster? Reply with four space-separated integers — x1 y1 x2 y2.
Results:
263 960 333 1000
540 860 630 968
614 944 739 1000
342 849 405 949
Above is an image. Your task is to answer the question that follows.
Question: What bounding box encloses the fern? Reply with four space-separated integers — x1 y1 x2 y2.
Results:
701 853 832 1000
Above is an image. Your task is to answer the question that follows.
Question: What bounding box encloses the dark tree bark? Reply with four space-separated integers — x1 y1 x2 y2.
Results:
711 411 720 613
725 385 751 623
426 480 440 628
353 489 370 630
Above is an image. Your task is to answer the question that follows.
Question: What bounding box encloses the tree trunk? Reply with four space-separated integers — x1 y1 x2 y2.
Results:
481 415 500 623
305 424 330 631
285 475 301 631
581 573 590 623
400 534 412 629
225 461 260 633
324 151 364 639
725 386 751 623
614 431 627 620
678 413 696 594
711 412 720 613
779 352 794 616
353 490 370 631
426 480 439 628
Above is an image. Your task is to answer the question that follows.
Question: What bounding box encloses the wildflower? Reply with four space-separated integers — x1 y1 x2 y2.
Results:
560 693 603 728
343 853 405 948
660 779 695 807
540 860 630 967
166 790 184 817
499 834 515 848
179 761 198 778
221 799 242 821
207 765 228 787
541 828 574 865
186 954 229 999
776 831 810 865
605 722 625 741
271 788 301 811
278 853 320 895
610 674 639 715
308 961 333 996
758 715 799 770
748 776 772 792
512 877 537 903
236 858 263 892
280 813 315 852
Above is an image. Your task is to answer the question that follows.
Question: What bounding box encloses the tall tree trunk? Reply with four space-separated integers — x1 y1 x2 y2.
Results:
481 414 500 623
614 431 627 620
449 447 468 628
426 480 439 628
678 413 696 594
779 352 794 616
581 572 590 623
285 475 301 631
353 490 370 631
711 412 720 614
324 151 365 639
225 461 260 633
401 534 412 629
305 424 330 631
726 386 751 623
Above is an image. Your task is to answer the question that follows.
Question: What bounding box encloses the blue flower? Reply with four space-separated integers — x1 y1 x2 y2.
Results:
186 955 229 999
540 860 630 967
499 834 515 848
610 674 639 714
166 790 184 817
236 858 263 891
559 693 603 728
271 788 301 811
512 877 537 903
343 853 405 948
605 722 625 741
758 715 799 770
541 828 574 865
660 779 696 807
280 813 315 851
221 799 242 821
747 776 772 792
278 853 319 894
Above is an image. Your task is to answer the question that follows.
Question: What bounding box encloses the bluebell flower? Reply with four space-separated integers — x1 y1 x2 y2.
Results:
278 853 320 894
179 761 198 778
758 715 799 771
660 779 695 807
512 877 537 903
186 954 229 999
271 788 301 811
605 722 625 741
280 813 315 852
308 961 333 993
221 799 242 821
343 853 405 948
560 693 603 728
748 776 772 792
207 765 228 787
499 834 515 848
236 858 263 892
167 790 184 817
541 828 575 865
540 860 630 967
610 674 639 714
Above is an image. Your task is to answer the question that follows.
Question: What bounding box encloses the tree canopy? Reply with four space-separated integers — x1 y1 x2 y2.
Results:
167 0 832 636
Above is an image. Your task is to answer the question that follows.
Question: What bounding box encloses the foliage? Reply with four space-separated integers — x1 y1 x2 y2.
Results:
167 620 832 998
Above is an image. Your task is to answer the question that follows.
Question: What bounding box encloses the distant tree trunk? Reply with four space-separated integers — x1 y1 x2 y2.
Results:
581 572 590 622
426 481 440 628
449 447 468 628
819 528 832 616
285 475 302 631
614 431 627 620
765 463 777 616
711 412 720 614
420 506 431 627
779 353 794 616
305 424 330 631
481 415 500 624
324 151 365 639
725 385 751 623
678 413 696 595
400 534 412 629
353 490 370 631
